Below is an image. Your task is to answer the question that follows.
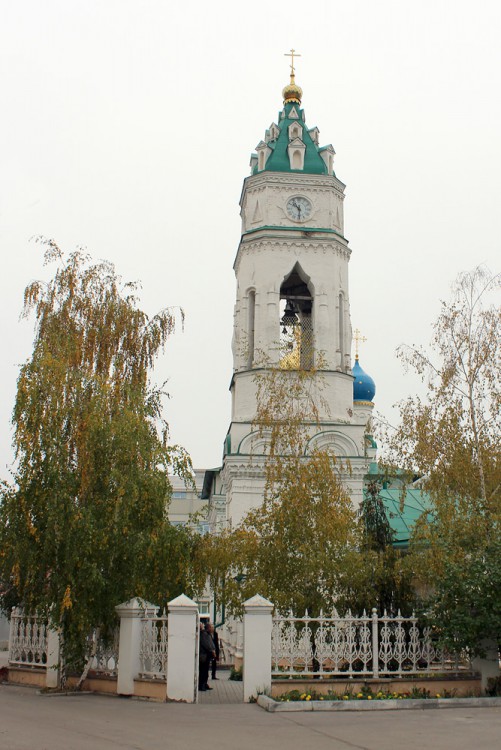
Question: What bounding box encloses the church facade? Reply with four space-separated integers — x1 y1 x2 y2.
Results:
205 63 376 530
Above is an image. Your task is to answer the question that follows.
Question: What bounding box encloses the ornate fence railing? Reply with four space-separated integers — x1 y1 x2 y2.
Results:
86 627 119 677
219 619 243 666
139 607 168 679
272 608 469 678
8 607 48 668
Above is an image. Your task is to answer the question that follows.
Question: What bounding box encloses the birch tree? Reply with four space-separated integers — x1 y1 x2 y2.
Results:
387 266 500 652
0 239 199 679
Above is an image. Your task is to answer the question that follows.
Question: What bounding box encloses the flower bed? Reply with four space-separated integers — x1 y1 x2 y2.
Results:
277 686 454 702
257 684 501 713
270 673 481 700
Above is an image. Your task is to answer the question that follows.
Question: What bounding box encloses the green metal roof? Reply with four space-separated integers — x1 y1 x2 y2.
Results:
375 488 433 549
252 102 332 176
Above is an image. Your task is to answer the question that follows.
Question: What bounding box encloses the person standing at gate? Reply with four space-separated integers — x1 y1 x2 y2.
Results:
198 621 216 691
207 623 220 680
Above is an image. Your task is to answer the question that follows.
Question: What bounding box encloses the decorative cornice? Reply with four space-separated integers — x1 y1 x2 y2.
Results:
243 181 345 202
234 236 351 274
243 225 343 237
221 452 370 480
241 171 346 197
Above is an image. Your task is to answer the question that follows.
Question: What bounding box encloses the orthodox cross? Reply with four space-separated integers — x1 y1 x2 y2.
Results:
353 328 367 358
284 48 301 77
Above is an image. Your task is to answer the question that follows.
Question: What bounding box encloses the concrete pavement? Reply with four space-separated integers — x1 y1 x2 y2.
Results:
1 683 501 750
198 667 243 704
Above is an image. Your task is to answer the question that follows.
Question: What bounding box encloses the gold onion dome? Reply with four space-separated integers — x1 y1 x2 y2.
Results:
282 73 302 105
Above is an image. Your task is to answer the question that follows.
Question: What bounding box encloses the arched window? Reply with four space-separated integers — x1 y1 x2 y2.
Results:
292 150 302 169
279 266 314 370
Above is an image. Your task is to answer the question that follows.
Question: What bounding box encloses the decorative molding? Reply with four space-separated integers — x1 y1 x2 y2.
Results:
306 430 362 457
234 237 351 275
241 171 346 198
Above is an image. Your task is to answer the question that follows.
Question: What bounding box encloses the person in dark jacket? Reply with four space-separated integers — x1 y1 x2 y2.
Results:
199 622 216 691
208 623 220 679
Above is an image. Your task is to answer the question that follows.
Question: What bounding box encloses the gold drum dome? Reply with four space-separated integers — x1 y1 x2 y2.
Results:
282 74 302 105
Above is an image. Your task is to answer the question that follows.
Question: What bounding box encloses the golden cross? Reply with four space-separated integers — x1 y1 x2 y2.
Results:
353 328 367 358
284 48 301 77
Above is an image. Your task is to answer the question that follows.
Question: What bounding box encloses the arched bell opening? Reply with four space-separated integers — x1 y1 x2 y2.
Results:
279 264 314 370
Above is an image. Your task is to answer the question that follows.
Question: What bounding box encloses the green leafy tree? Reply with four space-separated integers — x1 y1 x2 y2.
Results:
385 266 500 653
0 239 201 679
427 538 501 654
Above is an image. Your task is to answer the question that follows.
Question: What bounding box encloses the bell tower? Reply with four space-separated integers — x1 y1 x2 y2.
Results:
211 57 375 528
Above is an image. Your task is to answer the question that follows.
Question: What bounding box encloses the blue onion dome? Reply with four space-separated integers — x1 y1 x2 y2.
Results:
353 356 376 403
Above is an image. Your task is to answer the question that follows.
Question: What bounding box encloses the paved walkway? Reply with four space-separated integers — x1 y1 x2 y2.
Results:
198 667 243 704
1 683 501 750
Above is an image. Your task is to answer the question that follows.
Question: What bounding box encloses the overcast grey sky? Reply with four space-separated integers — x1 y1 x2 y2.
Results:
1 0 500 476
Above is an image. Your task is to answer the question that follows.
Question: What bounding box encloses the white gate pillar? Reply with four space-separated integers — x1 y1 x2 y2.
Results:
166 594 198 703
46 625 60 689
243 594 274 702
115 598 157 696
472 640 500 693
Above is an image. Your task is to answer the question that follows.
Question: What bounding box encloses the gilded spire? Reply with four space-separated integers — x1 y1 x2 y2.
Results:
282 48 303 104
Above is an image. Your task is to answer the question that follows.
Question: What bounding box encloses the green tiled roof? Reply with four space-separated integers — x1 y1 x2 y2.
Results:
252 102 331 176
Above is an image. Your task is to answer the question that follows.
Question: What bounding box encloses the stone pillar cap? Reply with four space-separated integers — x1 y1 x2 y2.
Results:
115 597 158 617
168 593 198 611
243 594 274 613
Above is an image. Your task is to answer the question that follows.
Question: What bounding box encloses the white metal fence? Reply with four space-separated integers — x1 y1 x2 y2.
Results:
139 607 168 679
8 610 119 677
272 608 469 678
219 619 243 666
8 608 48 668
86 627 119 676
6 595 200 701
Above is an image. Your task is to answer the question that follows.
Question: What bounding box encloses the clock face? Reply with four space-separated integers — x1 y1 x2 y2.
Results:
286 196 312 222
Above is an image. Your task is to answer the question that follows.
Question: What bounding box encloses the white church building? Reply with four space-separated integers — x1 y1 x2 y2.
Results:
201 60 377 531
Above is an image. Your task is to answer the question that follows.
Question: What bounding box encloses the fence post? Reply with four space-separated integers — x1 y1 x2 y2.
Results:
372 608 379 679
243 594 274 703
7 607 19 663
234 619 244 669
46 625 60 689
115 598 157 696
166 594 198 703
472 640 500 693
